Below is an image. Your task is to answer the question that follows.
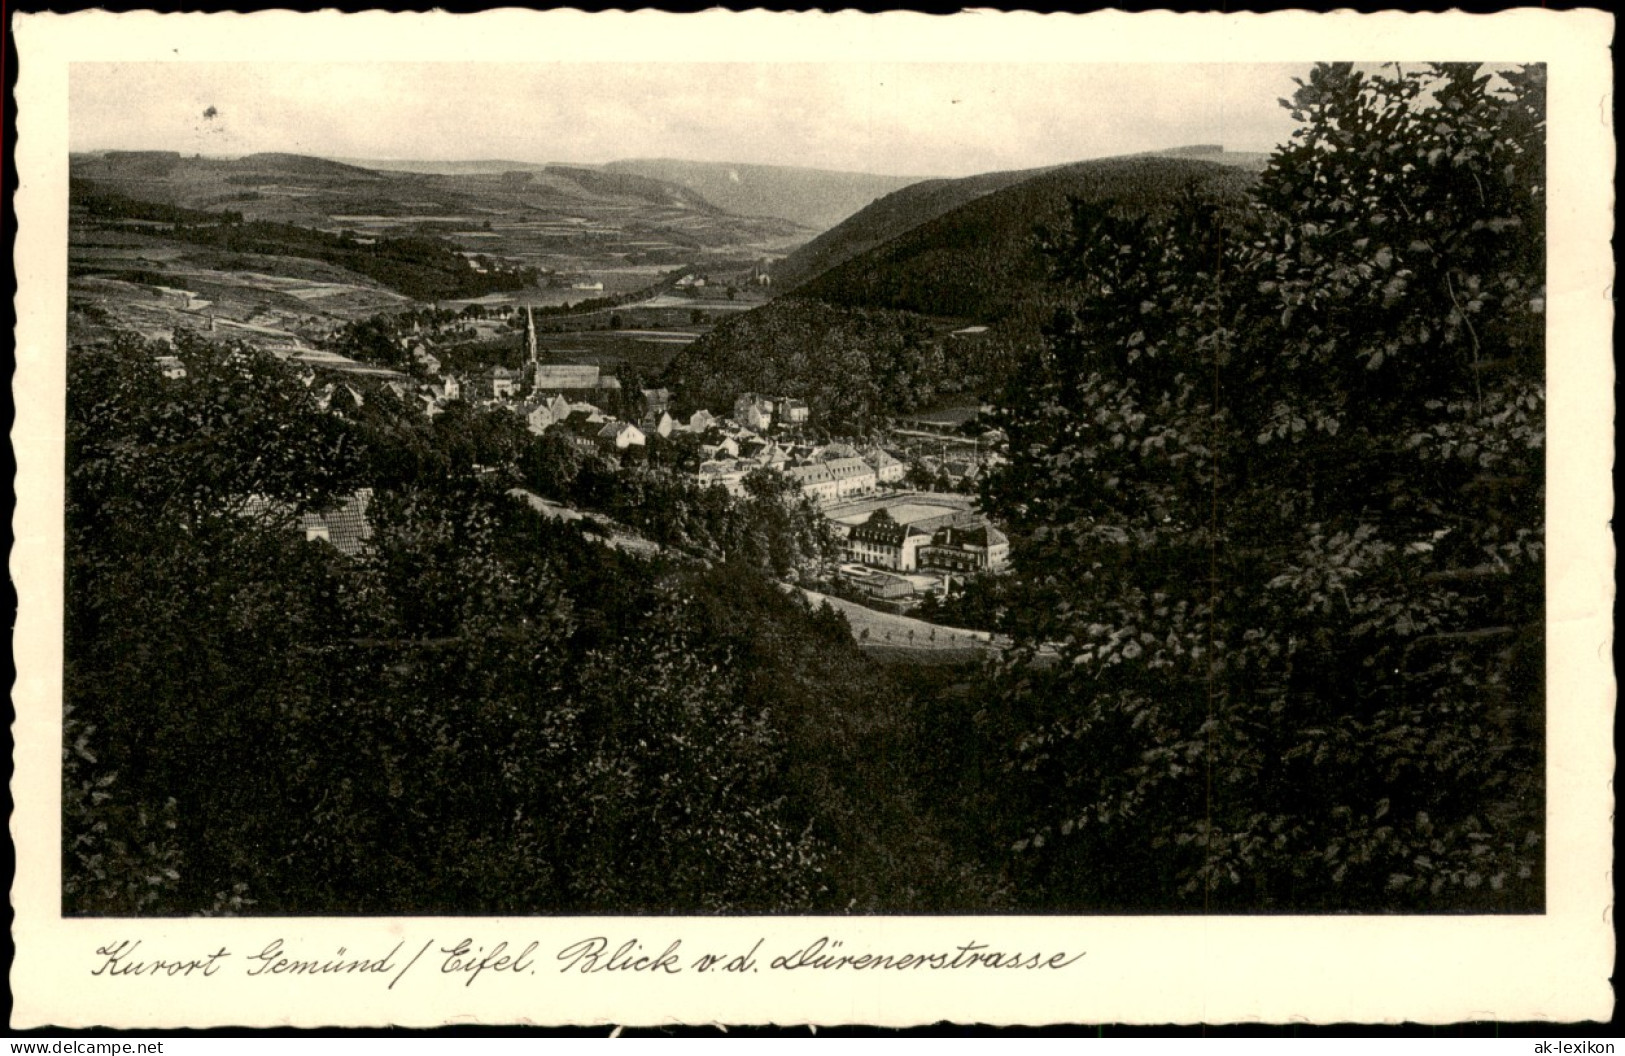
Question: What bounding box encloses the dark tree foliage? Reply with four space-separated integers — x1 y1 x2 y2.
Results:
64 335 368 913
64 331 917 915
979 64 1545 912
662 299 957 431
798 157 1255 322
517 435 837 578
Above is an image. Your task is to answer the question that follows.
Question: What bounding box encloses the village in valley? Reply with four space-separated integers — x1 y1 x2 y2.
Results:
60 56 1551 921
150 293 1014 633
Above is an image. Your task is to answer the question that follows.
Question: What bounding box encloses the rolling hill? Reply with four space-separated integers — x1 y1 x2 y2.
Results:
68 151 806 254
67 150 816 354
335 156 930 233
774 145 1269 294
662 153 1258 429
769 165 1052 291
793 154 1255 319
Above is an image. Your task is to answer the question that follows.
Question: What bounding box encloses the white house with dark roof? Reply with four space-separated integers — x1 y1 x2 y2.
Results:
821 456 878 499
486 365 522 400
777 397 810 426
866 447 906 484
783 462 839 504
240 489 374 558
917 522 1010 573
642 387 672 417
697 459 749 497
700 436 741 460
597 420 647 451
519 400 556 435
641 410 676 439
427 376 460 403
733 393 774 432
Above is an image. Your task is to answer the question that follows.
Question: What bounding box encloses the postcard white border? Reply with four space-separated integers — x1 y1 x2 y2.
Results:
11 8 1616 1028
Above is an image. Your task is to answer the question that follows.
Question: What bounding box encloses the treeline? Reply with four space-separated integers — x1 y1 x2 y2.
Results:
72 179 537 301
73 178 231 226
65 331 993 915
663 298 1009 432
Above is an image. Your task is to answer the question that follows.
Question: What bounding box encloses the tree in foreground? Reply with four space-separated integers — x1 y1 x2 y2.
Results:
982 64 1544 911
63 336 828 914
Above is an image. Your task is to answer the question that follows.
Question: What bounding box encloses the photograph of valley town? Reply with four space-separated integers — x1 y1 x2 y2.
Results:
63 60 1545 917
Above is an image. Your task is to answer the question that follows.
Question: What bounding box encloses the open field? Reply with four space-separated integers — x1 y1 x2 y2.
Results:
68 152 810 370
797 587 1000 658
822 491 977 530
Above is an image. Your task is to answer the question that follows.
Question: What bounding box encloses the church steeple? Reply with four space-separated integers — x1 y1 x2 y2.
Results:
523 307 540 394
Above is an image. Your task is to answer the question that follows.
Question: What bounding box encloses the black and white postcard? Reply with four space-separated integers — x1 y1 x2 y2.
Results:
9 8 1615 1028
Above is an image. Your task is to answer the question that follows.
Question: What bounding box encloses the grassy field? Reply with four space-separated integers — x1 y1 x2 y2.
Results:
796 587 999 659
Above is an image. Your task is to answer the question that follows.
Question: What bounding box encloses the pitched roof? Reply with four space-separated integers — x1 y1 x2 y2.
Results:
241 488 373 557
784 463 833 485
867 448 902 469
850 509 930 547
823 457 875 480
929 522 1008 550
597 421 645 442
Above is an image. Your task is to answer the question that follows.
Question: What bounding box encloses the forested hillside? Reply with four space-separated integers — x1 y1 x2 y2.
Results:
661 299 976 428
795 156 1253 319
665 156 1255 429
770 166 1043 289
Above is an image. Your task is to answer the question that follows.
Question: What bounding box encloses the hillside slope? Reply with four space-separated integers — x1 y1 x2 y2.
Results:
771 165 1049 291
664 154 1256 428
795 155 1255 320
775 146 1268 294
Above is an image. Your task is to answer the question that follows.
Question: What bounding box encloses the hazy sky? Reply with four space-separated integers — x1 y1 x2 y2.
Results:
71 62 1309 177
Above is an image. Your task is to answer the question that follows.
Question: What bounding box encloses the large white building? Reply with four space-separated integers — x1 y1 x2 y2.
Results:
845 508 933 571
917 523 1010 573
783 462 839 504
821 457 878 500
